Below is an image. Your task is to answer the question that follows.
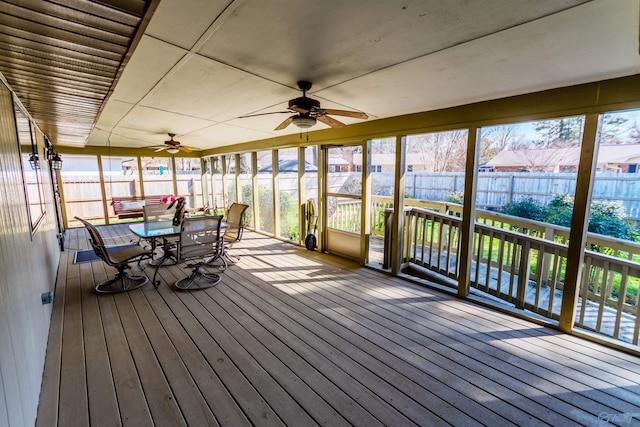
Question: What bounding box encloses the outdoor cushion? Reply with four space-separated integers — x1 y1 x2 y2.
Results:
121 200 146 211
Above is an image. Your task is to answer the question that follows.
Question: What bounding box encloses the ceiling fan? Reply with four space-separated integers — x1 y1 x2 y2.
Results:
147 133 199 154
241 81 368 131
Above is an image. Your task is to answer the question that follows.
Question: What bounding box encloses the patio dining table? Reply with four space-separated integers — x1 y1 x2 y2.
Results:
129 218 228 286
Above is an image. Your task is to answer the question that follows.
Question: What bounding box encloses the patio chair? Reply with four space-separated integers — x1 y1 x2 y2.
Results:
75 216 153 294
141 203 178 253
220 203 249 265
152 215 225 290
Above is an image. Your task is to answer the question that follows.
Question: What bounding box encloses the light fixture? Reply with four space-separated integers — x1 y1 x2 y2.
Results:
44 137 63 170
50 152 63 170
292 114 316 129
166 148 180 154
29 153 40 170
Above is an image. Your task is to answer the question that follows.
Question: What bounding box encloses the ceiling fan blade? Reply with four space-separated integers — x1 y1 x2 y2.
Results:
239 111 291 118
154 146 169 152
322 109 368 119
178 146 194 153
317 115 345 128
275 116 293 130
289 106 310 114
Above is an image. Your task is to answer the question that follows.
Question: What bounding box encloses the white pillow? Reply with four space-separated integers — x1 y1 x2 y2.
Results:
121 200 146 211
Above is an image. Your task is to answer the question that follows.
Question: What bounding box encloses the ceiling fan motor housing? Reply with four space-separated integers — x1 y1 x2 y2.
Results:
289 96 320 112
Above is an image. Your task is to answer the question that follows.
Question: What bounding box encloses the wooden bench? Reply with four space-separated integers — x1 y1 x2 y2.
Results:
111 196 166 220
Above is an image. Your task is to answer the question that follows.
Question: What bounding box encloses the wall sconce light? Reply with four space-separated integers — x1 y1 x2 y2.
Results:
29 153 40 170
45 137 63 170
50 152 63 170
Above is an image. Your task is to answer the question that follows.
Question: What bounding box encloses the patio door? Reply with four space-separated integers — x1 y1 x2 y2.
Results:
323 145 363 261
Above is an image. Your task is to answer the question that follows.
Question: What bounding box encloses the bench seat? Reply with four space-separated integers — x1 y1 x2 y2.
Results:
111 196 166 220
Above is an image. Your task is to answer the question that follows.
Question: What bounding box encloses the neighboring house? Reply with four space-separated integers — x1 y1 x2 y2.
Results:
352 152 436 173
485 144 640 173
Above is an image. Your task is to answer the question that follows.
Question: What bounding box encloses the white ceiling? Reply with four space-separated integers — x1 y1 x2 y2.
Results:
83 0 640 151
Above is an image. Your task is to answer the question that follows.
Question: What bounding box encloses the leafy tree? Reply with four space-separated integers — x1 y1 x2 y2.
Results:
629 120 640 144
534 117 584 148
600 113 629 145
406 130 467 172
479 125 527 163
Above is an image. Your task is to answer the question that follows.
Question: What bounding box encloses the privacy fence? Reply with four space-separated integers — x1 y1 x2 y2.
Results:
374 172 640 221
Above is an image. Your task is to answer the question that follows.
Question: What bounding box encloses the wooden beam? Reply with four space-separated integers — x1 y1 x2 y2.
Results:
458 127 480 297
391 135 406 275
559 113 602 332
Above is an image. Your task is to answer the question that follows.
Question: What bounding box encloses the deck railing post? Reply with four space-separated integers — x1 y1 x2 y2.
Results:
383 208 393 269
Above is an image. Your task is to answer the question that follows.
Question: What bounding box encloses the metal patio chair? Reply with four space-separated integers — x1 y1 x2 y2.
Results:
75 216 153 293
152 215 225 290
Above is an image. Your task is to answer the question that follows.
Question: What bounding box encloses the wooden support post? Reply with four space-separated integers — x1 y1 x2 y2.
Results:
234 154 241 203
391 135 406 275
362 140 372 265
272 150 280 237
96 155 109 224
298 147 307 247
458 127 480 298
539 225 554 288
221 155 229 208
559 113 601 333
251 152 259 229
171 156 178 197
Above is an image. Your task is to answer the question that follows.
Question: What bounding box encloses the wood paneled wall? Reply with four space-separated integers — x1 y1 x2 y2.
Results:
0 81 60 425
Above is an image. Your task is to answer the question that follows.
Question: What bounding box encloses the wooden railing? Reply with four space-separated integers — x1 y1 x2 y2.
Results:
398 205 640 346
280 194 640 345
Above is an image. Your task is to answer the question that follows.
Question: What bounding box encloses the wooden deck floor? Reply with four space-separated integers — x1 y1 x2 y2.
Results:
36 224 640 426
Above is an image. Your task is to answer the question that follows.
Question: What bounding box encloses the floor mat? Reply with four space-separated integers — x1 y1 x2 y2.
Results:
73 244 139 264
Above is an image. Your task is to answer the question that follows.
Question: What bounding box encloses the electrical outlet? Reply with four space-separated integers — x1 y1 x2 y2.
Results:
41 291 54 305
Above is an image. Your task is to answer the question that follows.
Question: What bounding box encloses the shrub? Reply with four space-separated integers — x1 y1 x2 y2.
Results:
500 197 546 221
446 190 464 204
504 193 640 242
589 200 639 241
544 194 574 227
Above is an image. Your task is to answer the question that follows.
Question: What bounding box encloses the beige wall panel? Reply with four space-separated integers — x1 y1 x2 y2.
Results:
0 82 60 426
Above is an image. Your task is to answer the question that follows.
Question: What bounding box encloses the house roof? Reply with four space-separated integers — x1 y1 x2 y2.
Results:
2 1 639 151
486 144 640 168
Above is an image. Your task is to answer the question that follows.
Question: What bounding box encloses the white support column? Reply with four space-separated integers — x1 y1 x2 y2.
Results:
559 113 602 333
458 127 480 298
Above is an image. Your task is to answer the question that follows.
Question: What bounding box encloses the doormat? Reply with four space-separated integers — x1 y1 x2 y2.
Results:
74 243 139 264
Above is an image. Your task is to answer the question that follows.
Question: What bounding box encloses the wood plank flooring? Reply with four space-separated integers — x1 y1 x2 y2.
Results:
37 224 640 426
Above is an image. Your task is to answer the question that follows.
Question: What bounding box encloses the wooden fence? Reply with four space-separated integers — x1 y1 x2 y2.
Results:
374 172 640 220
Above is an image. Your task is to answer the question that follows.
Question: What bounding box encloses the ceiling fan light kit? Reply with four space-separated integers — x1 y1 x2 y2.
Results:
292 115 316 128
145 133 199 154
